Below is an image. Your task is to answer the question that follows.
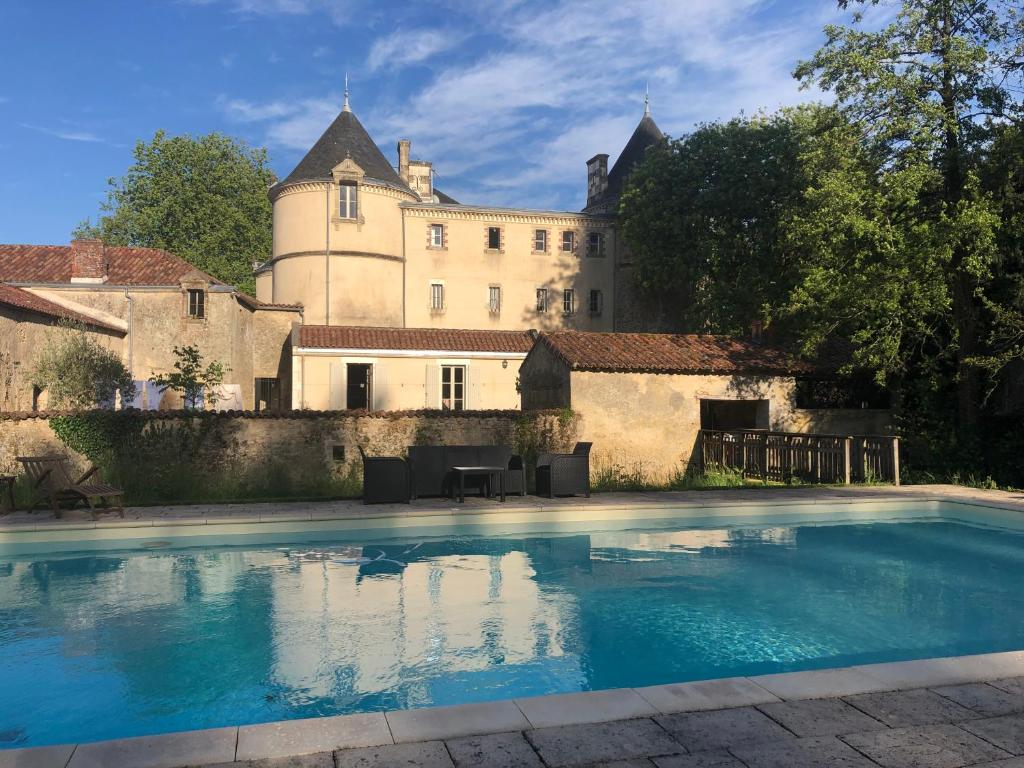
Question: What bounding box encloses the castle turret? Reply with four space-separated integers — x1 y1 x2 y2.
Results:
266 88 416 326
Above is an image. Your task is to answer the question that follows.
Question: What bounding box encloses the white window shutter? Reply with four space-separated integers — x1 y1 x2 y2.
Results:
329 362 345 410
467 366 480 410
371 363 388 411
425 363 439 408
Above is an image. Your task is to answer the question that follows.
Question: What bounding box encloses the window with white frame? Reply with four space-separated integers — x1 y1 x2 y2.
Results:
534 229 548 252
430 223 444 248
536 288 548 312
488 285 501 314
430 282 445 311
587 231 605 257
563 288 575 315
186 288 206 319
561 230 577 253
589 289 603 315
487 226 502 250
339 183 359 219
441 365 465 411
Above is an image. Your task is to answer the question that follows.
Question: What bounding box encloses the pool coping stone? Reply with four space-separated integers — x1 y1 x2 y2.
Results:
14 649 1024 768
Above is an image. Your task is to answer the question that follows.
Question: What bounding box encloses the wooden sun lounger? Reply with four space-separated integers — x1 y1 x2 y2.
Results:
17 455 124 520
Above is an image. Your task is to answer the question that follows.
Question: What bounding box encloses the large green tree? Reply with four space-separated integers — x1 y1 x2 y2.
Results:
76 131 275 294
619 109 821 334
794 0 1024 433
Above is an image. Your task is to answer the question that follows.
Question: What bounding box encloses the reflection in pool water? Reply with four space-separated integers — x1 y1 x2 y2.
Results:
2 516 1024 747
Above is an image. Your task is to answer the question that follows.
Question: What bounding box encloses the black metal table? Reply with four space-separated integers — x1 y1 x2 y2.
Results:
0 475 15 514
450 465 506 503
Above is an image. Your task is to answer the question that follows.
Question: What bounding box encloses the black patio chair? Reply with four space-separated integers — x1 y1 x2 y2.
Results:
359 447 411 504
535 442 592 498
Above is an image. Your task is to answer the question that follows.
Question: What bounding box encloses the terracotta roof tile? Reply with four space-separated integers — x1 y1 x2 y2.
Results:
0 283 125 333
0 244 223 286
536 331 816 375
299 325 535 353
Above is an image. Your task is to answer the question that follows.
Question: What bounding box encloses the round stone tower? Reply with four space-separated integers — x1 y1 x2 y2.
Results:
266 92 416 326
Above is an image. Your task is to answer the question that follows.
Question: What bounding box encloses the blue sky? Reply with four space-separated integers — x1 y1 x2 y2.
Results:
0 0 862 245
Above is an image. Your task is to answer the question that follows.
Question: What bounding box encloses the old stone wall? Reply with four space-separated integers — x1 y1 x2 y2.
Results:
0 409 578 502
568 370 892 482
0 307 124 412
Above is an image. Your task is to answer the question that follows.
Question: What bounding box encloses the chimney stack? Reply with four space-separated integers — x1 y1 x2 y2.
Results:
397 139 411 183
70 239 108 283
586 154 609 206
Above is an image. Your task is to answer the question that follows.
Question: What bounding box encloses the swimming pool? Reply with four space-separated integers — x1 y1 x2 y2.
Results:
2 500 1024 748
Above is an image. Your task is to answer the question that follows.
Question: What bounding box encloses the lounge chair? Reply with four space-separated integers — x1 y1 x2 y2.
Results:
535 442 592 498
359 447 411 504
17 455 124 519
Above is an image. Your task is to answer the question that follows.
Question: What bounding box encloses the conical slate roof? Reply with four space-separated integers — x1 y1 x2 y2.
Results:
605 113 664 200
281 107 409 189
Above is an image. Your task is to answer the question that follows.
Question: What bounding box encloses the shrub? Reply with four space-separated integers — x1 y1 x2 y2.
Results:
30 321 135 409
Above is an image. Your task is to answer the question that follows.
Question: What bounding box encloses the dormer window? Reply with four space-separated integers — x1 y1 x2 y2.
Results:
186 288 206 319
339 182 359 220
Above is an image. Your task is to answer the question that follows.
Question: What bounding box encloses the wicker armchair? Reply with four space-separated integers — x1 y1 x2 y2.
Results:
359 447 411 504
535 442 592 498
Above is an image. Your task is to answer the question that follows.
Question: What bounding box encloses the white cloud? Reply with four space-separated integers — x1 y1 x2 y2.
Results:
182 0 353 26
218 0 837 208
368 29 462 72
21 123 105 143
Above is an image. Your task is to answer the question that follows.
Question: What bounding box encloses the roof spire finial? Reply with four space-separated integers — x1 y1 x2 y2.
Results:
644 81 650 116
343 73 351 112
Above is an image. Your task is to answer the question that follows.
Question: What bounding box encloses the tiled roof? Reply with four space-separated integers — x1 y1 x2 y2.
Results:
535 331 816 375
0 283 125 333
279 108 410 191
299 325 536 353
0 244 223 287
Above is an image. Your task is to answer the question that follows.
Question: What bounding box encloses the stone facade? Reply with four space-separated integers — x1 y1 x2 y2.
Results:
0 410 578 496
518 339 892 482
0 306 123 411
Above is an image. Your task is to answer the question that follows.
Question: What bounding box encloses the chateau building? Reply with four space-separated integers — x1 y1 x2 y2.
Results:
0 92 664 413
264 91 665 410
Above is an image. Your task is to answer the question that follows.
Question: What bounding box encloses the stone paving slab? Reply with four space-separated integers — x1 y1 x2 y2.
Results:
66 726 237 768
750 666 891 700
515 689 658 728
333 741 454 768
730 735 879 768
991 677 1024 695
757 698 888 737
386 700 530 743
931 683 1024 717
635 678 779 714
651 754 747 767
444 732 543 768
0 744 76 768
236 713 391 760
841 723 1012 768
655 707 793 753
959 713 1024 755
842 688 977 727
205 753 335 768
524 719 683 767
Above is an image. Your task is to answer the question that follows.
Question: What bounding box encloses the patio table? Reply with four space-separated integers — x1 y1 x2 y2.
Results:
450 466 506 503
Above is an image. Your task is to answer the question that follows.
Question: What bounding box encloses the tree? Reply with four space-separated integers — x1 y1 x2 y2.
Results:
619 109 819 334
30 322 136 409
75 131 275 294
794 0 1024 433
150 346 227 410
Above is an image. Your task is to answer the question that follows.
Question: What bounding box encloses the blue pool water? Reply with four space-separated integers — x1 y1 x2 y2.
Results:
3 502 1024 748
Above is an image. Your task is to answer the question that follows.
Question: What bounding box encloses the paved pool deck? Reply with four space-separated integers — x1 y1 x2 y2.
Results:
3 484 1024 768
1 482 1023 535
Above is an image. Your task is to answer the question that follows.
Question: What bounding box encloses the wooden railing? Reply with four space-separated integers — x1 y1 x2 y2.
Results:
699 430 900 485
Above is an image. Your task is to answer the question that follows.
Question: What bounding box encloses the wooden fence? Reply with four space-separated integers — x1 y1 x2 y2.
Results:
699 429 900 485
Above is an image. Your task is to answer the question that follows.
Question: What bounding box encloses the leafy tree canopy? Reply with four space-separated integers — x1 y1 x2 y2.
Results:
75 131 275 295
31 321 135 410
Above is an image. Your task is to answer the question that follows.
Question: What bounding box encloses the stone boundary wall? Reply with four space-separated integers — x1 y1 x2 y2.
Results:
0 409 578 496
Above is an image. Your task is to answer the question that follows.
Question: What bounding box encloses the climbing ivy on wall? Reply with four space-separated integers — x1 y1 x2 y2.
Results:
49 411 146 468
